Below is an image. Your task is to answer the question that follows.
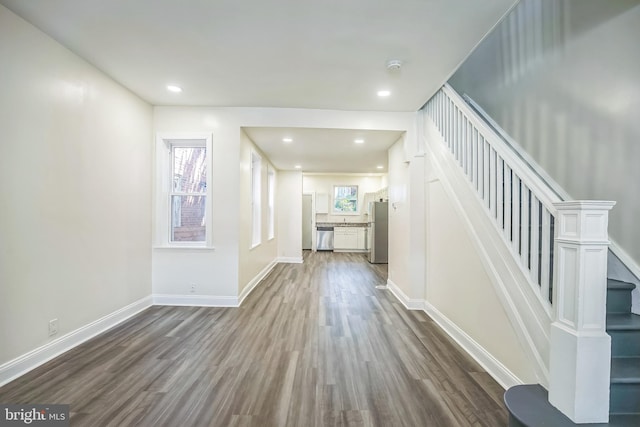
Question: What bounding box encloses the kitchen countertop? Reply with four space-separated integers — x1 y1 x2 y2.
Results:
316 222 369 227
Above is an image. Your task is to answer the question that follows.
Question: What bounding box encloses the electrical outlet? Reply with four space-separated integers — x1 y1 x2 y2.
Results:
190 283 196 294
48 319 58 337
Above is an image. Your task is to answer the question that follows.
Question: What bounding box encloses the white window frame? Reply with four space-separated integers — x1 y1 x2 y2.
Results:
155 133 213 249
251 150 262 248
333 185 359 215
267 165 275 240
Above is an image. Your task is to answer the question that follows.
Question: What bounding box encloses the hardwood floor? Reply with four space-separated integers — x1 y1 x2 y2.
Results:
0 252 507 426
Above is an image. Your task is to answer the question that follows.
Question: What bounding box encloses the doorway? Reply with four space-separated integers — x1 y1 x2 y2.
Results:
302 194 313 250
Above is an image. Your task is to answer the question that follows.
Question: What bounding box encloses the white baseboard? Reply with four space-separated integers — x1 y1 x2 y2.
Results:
386 279 424 310
152 294 239 307
277 256 303 264
383 280 522 390
422 301 522 390
238 260 277 305
0 295 153 388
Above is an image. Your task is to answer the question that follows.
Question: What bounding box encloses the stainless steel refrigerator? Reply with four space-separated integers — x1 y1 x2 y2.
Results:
368 201 388 263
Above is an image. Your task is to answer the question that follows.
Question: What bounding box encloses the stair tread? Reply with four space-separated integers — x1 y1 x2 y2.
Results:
608 278 637 291
607 313 640 330
611 357 640 383
609 414 640 427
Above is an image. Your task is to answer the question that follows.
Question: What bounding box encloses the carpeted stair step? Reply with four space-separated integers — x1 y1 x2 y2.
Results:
607 279 636 314
607 314 640 358
608 414 640 426
610 357 640 416
611 357 640 383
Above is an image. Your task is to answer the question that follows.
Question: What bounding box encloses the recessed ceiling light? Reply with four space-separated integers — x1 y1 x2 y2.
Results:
377 165 384 169
377 90 391 97
294 165 301 169
354 139 365 144
167 85 182 93
283 138 293 143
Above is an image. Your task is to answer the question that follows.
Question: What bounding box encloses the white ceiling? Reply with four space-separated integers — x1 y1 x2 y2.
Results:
243 127 404 173
1 0 516 172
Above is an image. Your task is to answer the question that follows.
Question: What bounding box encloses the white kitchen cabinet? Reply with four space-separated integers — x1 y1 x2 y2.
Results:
334 227 357 250
334 227 367 251
356 228 366 250
316 193 329 214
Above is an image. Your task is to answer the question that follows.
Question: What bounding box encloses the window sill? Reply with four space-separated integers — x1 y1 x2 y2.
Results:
250 242 261 250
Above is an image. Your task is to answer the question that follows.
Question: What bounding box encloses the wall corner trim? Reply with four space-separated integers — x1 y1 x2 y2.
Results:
0 295 153 388
386 279 424 310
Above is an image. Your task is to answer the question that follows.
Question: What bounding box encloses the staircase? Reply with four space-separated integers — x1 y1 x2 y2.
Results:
421 83 640 425
502 283 640 426
607 279 640 424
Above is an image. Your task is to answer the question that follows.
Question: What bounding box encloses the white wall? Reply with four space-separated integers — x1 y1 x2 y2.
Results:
0 6 152 365
153 106 415 295
302 174 384 223
449 0 640 280
277 171 303 262
152 108 241 299
238 130 278 293
387 137 412 296
425 178 538 383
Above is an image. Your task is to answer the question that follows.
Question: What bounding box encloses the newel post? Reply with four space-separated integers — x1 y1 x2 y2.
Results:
548 201 615 423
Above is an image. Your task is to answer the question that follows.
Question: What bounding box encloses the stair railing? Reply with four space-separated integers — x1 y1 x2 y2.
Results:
424 84 559 311
422 83 615 423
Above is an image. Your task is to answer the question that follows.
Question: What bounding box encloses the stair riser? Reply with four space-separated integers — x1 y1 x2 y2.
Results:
610 383 640 414
610 330 640 357
607 289 633 313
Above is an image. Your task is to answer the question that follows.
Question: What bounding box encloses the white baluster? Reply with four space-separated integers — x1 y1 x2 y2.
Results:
497 155 502 223
490 148 497 218
483 139 490 208
512 174 521 255
520 186 530 270
530 195 540 286
540 208 551 302
504 164 513 240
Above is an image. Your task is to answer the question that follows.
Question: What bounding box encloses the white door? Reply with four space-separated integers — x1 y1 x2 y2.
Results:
302 194 313 250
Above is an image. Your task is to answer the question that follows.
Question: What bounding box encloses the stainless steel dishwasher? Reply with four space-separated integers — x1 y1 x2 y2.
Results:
316 226 334 251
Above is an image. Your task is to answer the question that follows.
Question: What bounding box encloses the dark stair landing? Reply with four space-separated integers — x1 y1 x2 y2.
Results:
505 385 640 426
505 278 640 425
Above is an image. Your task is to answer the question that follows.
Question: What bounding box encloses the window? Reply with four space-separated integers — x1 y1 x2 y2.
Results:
333 185 358 213
251 151 262 247
155 133 212 248
267 166 275 240
171 146 206 242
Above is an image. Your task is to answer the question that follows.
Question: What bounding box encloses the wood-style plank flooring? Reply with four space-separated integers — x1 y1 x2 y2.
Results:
0 251 507 426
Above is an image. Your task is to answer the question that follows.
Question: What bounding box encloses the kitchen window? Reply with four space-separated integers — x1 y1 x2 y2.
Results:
155 133 213 248
333 185 358 214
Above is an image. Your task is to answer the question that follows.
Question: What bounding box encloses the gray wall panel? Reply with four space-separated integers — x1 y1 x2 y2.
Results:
448 0 640 269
